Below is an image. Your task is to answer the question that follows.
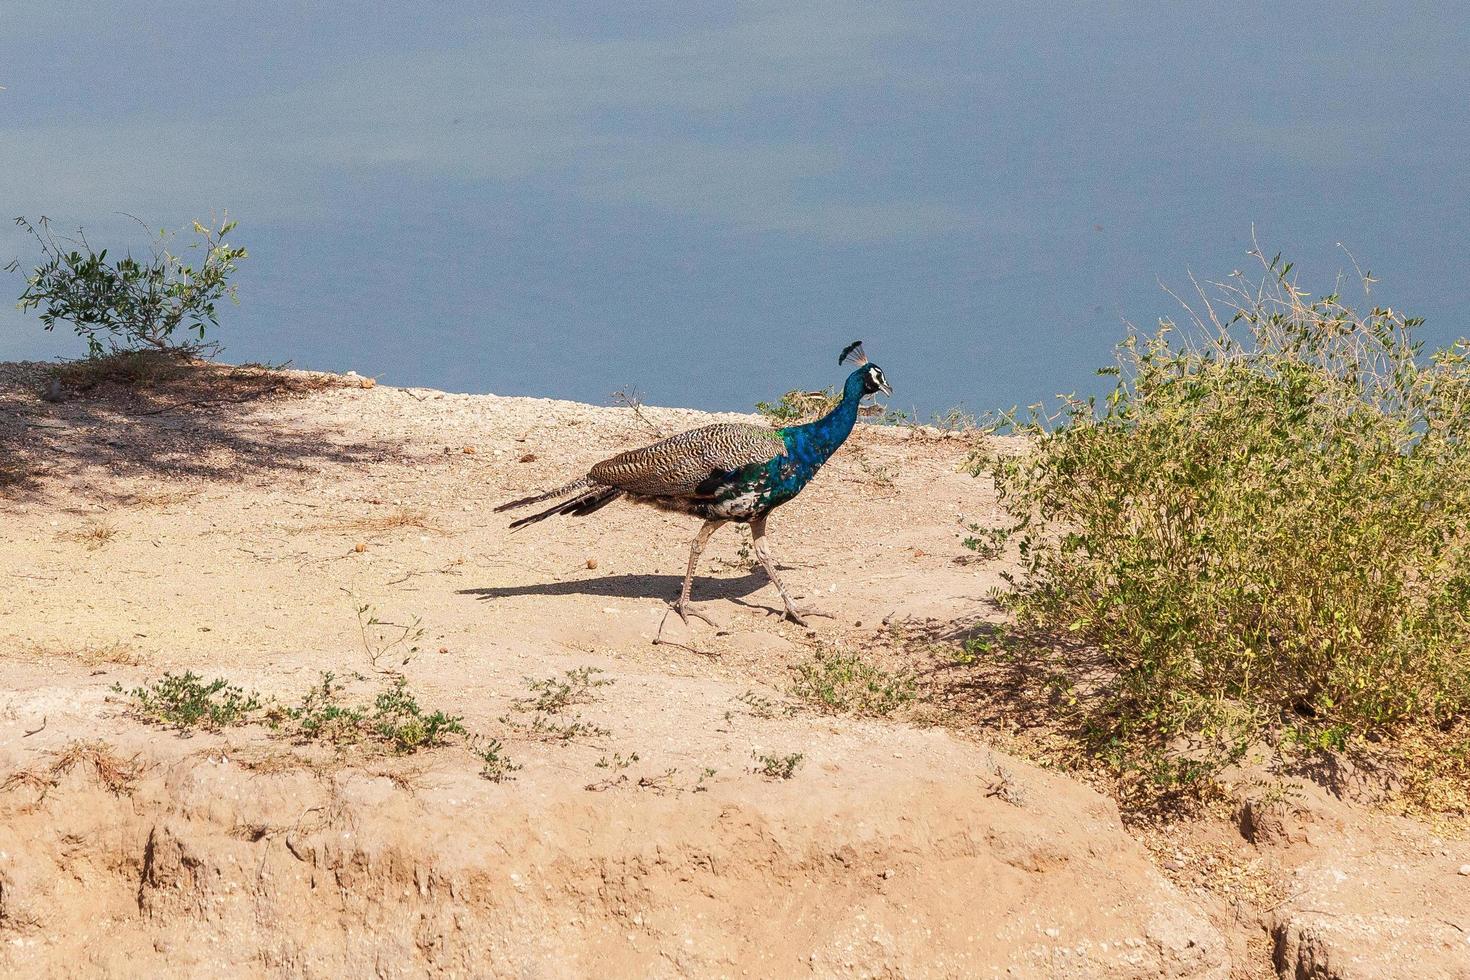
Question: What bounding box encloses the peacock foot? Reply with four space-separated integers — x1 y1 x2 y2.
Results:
778 601 833 627
654 599 722 643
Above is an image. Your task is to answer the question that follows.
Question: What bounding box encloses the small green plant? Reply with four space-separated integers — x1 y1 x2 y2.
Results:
279 672 367 745
694 767 717 792
790 647 916 717
734 689 797 719
952 635 1002 667
596 752 640 771
356 603 424 673
752 751 803 780
756 387 838 423
9 215 247 355
474 738 522 782
958 519 1008 560
370 677 467 752
119 672 262 730
856 456 898 487
510 713 611 744
513 667 613 713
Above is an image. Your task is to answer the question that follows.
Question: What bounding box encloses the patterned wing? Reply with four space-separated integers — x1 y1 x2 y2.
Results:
589 423 784 498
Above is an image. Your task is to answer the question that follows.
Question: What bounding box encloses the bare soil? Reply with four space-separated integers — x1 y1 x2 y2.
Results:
1 361 1465 978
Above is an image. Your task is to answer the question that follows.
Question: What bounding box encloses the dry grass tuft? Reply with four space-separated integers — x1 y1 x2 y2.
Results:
52 350 190 390
322 507 440 535
46 353 352 412
59 517 119 550
117 489 196 509
20 640 146 667
50 740 142 794
2 740 143 807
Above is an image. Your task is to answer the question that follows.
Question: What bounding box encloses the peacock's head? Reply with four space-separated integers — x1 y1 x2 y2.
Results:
839 341 892 396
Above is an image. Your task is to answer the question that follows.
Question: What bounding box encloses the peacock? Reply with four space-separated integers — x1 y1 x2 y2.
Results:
496 341 891 632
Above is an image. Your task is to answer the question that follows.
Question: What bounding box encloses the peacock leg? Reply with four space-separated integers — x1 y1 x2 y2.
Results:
657 518 725 639
749 515 828 626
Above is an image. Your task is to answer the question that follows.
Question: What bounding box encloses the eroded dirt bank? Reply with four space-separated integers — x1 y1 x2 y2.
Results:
1 362 1466 978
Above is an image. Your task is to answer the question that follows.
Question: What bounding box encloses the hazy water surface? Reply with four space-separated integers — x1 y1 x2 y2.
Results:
3 3 1467 416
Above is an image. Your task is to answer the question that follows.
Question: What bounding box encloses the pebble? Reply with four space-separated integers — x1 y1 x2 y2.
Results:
1458 864 1470 876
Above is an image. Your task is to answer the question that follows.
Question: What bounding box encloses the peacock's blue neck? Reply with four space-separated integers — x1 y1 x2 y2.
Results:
779 370 865 464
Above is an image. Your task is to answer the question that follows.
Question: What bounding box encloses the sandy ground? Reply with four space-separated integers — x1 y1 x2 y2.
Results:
1 361 1466 979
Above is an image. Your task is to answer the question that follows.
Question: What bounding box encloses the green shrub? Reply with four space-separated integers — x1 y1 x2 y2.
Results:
8 214 247 355
977 251 1470 794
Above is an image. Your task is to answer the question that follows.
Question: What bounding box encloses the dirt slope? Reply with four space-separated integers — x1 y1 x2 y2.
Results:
0 362 1465 978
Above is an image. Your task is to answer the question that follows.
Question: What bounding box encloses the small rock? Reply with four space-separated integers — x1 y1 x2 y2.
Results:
519 452 537 463
360 377 376 389
1458 864 1470 876
586 557 598 569
462 446 476 455
354 543 367 553
880 868 894 880
438 646 449 654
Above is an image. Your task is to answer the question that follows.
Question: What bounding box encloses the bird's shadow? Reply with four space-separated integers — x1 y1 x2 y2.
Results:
457 570 770 605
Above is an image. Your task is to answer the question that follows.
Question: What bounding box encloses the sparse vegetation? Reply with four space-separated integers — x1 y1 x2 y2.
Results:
790 646 915 717
752 751 803 780
277 672 369 745
932 405 980 431
976 249 1470 803
503 668 614 745
59 517 119 550
734 689 798 719
119 672 263 731
274 672 466 754
8 214 247 355
369 677 467 752
512 713 611 744
513 667 613 713
854 451 899 487
356 603 425 673
51 348 190 390
958 518 1007 560
756 387 838 424
331 508 439 535
474 738 522 782
2 740 141 804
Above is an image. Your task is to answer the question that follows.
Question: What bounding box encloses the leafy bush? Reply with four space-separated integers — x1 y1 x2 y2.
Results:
8 215 247 355
977 251 1470 795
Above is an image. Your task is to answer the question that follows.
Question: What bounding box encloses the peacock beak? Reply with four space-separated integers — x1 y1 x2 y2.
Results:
878 379 892 396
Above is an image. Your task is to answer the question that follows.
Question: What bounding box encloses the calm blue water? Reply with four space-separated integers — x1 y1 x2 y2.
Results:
3 3 1467 416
